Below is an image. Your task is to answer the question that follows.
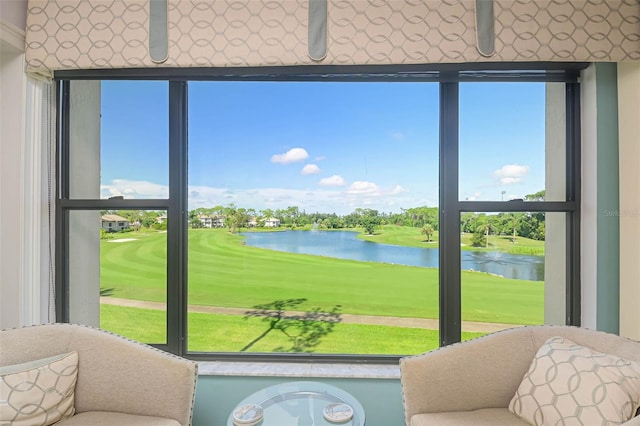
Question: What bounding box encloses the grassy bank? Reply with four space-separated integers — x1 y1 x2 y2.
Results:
358 224 544 255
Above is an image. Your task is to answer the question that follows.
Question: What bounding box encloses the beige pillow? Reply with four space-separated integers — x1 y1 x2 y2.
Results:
509 336 640 425
0 351 78 426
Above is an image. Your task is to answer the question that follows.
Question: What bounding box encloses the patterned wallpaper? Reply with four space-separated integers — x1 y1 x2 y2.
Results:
25 0 640 76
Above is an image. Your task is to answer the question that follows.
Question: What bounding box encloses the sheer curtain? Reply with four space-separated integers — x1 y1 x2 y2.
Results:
23 76 56 324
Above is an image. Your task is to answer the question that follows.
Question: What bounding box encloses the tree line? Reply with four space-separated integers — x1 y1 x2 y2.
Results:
184 190 547 244
102 190 546 245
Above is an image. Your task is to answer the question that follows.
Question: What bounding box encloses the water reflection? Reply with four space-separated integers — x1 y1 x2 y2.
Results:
241 231 544 281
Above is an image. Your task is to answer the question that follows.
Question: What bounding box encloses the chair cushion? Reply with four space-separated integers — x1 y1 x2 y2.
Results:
509 336 640 425
409 408 529 425
0 352 78 426
56 411 181 425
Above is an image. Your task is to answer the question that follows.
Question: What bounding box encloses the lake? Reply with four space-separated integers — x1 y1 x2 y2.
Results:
241 230 544 281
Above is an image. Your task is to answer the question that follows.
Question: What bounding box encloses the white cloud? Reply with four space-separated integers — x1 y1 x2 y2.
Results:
345 181 409 198
301 164 320 175
389 184 408 195
101 179 169 199
493 164 530 185
319 175 346 187
500 177 522 185
347 181 379 195
101 178 427 216
271 148 309 164
342 181 418 213
189 186 229 196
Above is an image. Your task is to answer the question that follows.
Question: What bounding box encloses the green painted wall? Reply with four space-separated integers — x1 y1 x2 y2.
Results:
595 63 620 334
193 376 404 426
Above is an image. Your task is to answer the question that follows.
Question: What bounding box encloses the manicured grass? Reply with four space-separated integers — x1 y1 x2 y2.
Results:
100 304 485 354
101 228 543 325
100 303 167 344
358 225 439 248
461 233 545 256
359 225 544 255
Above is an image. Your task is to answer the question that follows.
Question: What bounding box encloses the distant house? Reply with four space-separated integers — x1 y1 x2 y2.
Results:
157 214 167 224
264 217 280 228
198 214 225 228
101 214 130 232
198 214 213 228
247 216 258 227
211 215 225 228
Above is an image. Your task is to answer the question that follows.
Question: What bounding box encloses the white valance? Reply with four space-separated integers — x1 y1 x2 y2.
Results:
25 0 640 78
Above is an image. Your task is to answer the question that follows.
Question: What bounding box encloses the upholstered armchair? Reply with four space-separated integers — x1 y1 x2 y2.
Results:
400 325 640 426
1 323 198 425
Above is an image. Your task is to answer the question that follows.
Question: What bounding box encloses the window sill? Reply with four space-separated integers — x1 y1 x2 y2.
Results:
198 361 400 380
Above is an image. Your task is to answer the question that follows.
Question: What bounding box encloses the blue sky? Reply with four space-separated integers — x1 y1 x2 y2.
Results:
100 80 545 214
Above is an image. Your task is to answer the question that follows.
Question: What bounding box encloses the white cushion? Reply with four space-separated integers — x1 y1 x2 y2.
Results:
509 336 640 425
0 352 78 426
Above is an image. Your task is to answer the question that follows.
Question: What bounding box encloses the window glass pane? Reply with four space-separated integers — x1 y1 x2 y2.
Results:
68 209 168 344
187 81 440 355
60 76 576 359
459 82 566 202
68 80 169 200
461 211 566 341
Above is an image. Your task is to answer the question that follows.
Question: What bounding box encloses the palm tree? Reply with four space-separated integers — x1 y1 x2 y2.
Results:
421 224 434 242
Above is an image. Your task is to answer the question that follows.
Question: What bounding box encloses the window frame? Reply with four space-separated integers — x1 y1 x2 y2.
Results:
55 63 584 362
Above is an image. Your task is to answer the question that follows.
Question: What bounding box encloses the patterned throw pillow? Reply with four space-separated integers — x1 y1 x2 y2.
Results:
0 352 78 426
509 337 640 425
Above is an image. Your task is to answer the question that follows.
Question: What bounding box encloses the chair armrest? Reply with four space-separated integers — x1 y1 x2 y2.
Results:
400 327 538 424
1 324 198 426
69 326 198 426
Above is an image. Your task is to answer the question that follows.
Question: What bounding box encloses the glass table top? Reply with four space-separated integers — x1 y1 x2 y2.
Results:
227 381 365 426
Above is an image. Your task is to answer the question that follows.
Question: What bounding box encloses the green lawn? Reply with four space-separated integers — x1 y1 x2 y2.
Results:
359 224 544 255
101 228 543 326
358 225 438 248
100 304 485 354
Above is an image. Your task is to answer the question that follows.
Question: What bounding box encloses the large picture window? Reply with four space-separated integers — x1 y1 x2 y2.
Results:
56 66 581 360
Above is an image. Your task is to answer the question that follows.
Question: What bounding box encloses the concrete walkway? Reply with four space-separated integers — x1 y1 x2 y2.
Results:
101 297 517 333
